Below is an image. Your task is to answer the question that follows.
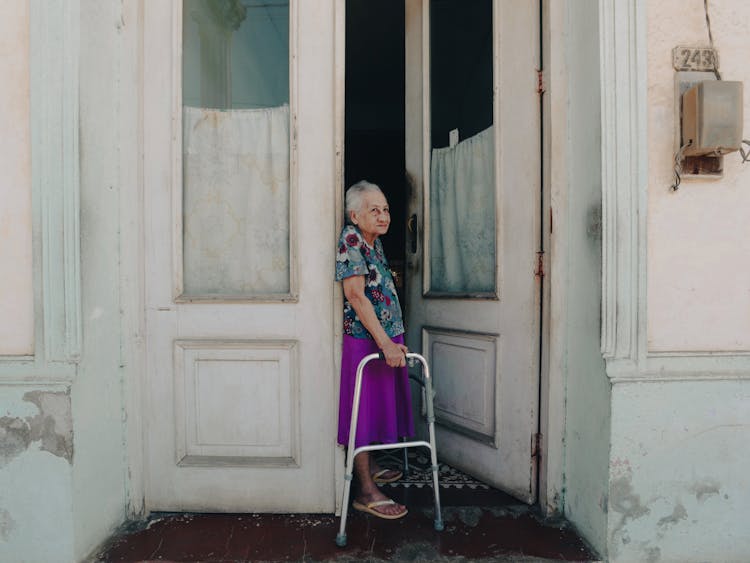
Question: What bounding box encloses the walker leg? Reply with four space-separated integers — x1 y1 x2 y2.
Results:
336 462 354 547
428 430 444 530
423 374 444 532
336 353 381 547
401 437 410 475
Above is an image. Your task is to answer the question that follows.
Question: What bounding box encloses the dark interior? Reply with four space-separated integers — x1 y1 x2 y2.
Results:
430 0 493 149
345 0 406 271
345 0 493 291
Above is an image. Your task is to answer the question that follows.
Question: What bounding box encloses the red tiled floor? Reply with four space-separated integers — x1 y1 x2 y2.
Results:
95 483 596 562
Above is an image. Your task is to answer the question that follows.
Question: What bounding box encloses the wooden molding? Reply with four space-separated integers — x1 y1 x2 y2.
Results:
31 0 82 363
599 0 647 366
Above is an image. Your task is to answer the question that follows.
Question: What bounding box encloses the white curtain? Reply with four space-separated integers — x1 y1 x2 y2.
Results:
430 125 495 293
182 105 290 295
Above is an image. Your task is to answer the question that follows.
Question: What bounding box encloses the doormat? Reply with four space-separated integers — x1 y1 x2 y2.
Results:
374 449 490 489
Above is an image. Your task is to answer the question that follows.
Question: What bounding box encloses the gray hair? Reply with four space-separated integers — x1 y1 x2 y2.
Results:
345 180 383 224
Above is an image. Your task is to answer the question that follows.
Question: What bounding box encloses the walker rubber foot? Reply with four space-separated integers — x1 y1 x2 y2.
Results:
434 519 444 531
335 534 347 547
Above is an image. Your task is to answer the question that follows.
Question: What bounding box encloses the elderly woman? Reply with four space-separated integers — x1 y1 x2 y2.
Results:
335 180 413 520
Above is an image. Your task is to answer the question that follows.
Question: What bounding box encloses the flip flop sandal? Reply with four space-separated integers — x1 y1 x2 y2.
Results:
352 499 408 520
372 469 403 484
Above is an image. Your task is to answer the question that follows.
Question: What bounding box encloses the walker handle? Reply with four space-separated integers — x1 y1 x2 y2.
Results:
375 351 427 370
375 351 407 361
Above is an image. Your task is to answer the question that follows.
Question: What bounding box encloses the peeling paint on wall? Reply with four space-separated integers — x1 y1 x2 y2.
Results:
0 417 32 464
656 502 687 530
0 508 16 541
0 390 73 466
689 479 720 503
644 546 661 563
609 473 650 543
609 382 750 562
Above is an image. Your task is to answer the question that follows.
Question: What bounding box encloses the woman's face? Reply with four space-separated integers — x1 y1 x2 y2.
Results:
351 191 390 243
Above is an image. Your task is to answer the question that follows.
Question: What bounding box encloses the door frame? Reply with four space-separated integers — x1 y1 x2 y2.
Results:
538 0 556 514
123 0 574 517
332 0 346 514
335 0 559 513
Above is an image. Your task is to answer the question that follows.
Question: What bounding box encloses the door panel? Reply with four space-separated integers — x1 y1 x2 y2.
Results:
405 0 540 503
173 340 299 467
425 328 498 442
143 1 337 512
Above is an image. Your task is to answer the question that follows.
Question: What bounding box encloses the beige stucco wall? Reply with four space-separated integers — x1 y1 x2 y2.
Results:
603 2 750 561
0 1 33 355
647 0 750 352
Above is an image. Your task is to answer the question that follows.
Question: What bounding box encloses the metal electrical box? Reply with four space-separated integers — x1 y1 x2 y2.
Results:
681 81 743 157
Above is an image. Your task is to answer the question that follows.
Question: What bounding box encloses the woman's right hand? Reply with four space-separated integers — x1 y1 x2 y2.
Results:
381 340 408 368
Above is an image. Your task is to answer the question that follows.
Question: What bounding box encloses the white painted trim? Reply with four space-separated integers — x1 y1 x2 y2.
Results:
0 367 76 384
171 1 299 302
0 381 71 390
614 355 750 381
171 1 183 300
599 0 750 383
539 0 561 516
599 0 647 366
421 0 431 296
289 0 300 301
0 0 85 378
31 0 82 364
648 351 750 358
332 0 345 516
122 0 147 519
491 0 504 301
609 372 750 383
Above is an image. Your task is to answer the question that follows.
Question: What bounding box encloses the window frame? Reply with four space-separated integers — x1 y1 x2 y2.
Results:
173 0 298 303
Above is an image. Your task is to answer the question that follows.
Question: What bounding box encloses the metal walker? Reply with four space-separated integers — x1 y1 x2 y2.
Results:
335 352 444 547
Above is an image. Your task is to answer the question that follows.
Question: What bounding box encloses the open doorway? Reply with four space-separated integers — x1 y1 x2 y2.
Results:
345 0 407 295
345 0 542 505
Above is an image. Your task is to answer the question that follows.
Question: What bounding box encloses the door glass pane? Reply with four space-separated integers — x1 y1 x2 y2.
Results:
429 0 495 294
182 0 290 297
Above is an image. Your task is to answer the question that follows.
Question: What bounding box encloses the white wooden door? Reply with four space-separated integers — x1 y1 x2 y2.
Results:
143 1 338 512
404 0 541 503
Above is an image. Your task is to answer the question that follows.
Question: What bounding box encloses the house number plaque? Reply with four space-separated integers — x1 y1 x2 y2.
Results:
672 46 719 72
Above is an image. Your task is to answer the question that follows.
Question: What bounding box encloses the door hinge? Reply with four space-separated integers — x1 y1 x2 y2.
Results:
534 251 545 279
531 432 542 460
536 69 546 95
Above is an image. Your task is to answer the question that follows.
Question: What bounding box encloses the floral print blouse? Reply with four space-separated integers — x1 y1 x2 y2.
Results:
335 225 405 339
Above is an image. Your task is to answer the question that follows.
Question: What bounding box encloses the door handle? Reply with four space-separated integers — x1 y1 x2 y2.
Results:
407 214 418 254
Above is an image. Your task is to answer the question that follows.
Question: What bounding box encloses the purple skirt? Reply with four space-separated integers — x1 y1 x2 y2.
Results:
337 334 414 449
